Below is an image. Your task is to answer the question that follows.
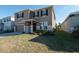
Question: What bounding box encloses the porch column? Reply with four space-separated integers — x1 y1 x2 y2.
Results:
24 25 26 32
31 20 33 33
14 26 16 32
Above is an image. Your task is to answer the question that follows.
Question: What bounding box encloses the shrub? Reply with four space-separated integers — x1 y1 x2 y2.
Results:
4 30 14 33
72 28 79 38
35 30 55 35
22 32 25 34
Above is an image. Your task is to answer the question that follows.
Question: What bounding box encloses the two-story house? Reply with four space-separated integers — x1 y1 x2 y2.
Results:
14 6 56 33
0 16 15 32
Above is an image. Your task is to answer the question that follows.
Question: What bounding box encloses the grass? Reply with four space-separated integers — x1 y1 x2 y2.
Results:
0 31 79 53
0 34 53 53
53 31 79 52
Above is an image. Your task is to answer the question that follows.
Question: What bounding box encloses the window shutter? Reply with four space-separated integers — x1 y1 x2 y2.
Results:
33 12 35 18
22 12 24 17
46 9 48 15
41 10 43 16
37 11 39 17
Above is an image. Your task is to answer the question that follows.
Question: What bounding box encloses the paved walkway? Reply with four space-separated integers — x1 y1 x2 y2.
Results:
0 37 4 38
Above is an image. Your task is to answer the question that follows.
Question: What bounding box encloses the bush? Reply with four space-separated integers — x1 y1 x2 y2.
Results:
72 29 79 38
35 30 55 35
34 30 44 35
22 32 25 34
4 30 14 33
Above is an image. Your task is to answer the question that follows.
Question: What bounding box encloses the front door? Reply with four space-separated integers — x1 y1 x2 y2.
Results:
33 23 36 32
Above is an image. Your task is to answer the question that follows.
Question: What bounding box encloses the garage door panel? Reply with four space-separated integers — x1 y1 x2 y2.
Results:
16 25 24 32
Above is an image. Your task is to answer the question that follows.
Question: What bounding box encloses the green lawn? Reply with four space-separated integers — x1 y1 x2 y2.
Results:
0 31 79 53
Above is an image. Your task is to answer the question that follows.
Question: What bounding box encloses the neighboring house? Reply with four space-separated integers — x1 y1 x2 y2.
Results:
0 22 4 33
61 11 79 33
0 16 15 32
14 6 56 33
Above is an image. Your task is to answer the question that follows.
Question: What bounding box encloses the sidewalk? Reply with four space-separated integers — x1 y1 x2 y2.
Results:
0 32 21 38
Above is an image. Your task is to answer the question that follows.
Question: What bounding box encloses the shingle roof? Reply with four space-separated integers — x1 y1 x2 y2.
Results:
61 11 79 26
70 11 79 15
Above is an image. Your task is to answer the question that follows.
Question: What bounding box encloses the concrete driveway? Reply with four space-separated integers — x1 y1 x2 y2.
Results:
0 32 21 38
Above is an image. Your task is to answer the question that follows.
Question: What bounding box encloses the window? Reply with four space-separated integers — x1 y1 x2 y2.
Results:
35 11 39 17
7 18 10 21
40 22 43 30
29 12 35 19
1 20 2 23
4 19 6 22
29 12 32 19
16 13 19 18
33 12 35 18
6 18 8 22
43 10 46 15
44 21 48 30
44 26 47 29
69 14 75 17
0 20 1 23
44 21 48 26
16 12 24 18
40 9 48 16
40 21 48 30
0 19 2 23
42 9 48 15
19 12 22 17
40 26 42 30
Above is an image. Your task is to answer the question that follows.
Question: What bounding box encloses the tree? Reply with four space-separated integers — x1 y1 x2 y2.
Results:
56 23 61 31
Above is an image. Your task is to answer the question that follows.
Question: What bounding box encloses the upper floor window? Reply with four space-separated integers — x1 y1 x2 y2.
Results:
7 18 10 21
29 12 34 19
33 12 35 18
40 9 48 16
6 19 8 22
0 20 1 23
43 10 46 15
16 13 19 18
16 12 24 18
1 20 2 23
35 11 39 17
4 19 6 22
69 14 76 17
37 11 39 17
0 19 2 23
43 9 48 16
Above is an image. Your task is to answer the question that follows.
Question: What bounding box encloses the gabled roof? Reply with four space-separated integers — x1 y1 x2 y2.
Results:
61 11 79 26
71 11 79 15
14 6 53 13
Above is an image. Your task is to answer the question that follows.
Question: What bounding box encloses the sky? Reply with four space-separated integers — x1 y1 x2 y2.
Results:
0 5 79 24
54 5 79 24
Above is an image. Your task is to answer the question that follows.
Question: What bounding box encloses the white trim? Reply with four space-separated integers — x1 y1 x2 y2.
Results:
30 20 33 33
23 19 36 21
14 26 16 32
25 26 29 33
24 25 26 32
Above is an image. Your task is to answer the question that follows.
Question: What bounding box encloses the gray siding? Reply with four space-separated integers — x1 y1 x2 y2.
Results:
61 14 79 33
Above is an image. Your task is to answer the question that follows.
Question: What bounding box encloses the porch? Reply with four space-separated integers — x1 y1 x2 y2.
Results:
15 19 38 33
